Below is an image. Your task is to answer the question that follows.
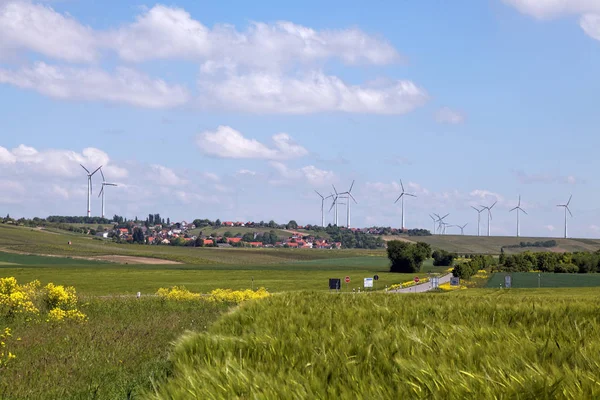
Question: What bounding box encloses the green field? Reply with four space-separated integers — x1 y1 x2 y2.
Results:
187 225 321 239
147 289 600 399
487 272 600 288
395 234 600 255
0 297 228 399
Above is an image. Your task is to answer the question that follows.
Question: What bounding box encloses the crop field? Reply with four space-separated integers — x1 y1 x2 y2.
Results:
487 272 600 288
187 225 323 239
0 296 229 399
400 234 600 255
0 224 378 265
148 289 600 399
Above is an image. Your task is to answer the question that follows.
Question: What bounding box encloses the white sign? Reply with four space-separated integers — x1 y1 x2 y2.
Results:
431 276 440 289
504 275 512 289
364 277 374 288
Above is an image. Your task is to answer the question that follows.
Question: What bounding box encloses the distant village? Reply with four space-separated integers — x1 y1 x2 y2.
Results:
97 220 345 249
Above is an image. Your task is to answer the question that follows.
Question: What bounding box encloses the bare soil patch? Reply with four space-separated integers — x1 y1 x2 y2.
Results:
93 255 181 265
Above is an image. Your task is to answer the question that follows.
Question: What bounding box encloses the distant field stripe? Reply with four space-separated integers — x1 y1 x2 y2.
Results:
486 272 600 288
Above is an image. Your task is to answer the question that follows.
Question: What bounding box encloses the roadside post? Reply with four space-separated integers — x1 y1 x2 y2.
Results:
373 275 379 291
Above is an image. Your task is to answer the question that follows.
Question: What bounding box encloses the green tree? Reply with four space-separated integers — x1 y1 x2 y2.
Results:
242 233 255 242
387 241 428 273
287 220 298 230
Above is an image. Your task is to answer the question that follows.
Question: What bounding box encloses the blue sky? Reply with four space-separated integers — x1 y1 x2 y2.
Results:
0 0 599 237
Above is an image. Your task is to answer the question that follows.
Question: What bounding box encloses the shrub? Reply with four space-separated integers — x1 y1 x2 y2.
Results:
432 250 456 267
0 327 16 369
0 277 39 317
387 241 431 273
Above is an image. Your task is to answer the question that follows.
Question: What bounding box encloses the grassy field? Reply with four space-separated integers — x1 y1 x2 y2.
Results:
0 224 376 265
393 234 600 255
1 297 229 399
487 272 600 288
148 289 600 399
0 262 434 295
187 225 315 239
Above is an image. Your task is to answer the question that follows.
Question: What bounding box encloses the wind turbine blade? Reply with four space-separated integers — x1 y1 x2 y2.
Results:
441 213 449 220
90 179 93 195
462 223 468 228
490 201 497 209
91 166 102 176
510 206 517 212
349 193 357 204
471 206 480 212
489 211 493 220
98 186 104 197
332 185 338 195
567 195 572 206
567 207 573 217
394 194 403 203
400 179 405 193
315 190 324 199
520 208 528 215
349 180 355 193
407 193 416 197
80 164 90 174
106 183 117 186
100 167 105 182
518 195 521 207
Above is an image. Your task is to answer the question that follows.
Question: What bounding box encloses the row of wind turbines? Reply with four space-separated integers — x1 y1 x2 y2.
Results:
80 164 118 218
314 178 575 239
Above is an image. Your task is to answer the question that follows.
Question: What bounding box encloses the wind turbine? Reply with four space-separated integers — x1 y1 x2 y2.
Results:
329 185 340 226
429 214 437 235
444 224 453 235
435 213 449 235
557 195 573 239
509 195 527 237
98 168 117 219
471 206 484 237
480 201 497 237
80 164 102 217
394 179 416 231
457 223 468 235
339 180 357 229
315 191 333 228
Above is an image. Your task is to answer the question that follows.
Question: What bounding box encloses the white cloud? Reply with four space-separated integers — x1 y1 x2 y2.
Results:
237 169 257 176
0 1 97 62
196 126 308 160
202 172 220 182
0 144 127 179
300 165 336 185
108 5 400 68
581 14 600 40
269 162 335 185
545 224 556 232
435 107 466 124
199 71 427 114
503 0 600 41
469 189 504 202
590 224 600 232
0 62 190 108
150 165 187 186
515 170 580 184
503 0 600 19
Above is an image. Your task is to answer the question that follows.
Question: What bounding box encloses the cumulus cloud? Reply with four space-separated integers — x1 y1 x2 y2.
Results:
503 0 600 41
0 62 190 108
107 5 400 67
199 71 427 114
435 107 466 124
0 144 127 179
545 224 556 232
0 1 97 62
237 169 257 176
515 170 580 184
196 126 308 160
269 162 335 185
150 165 187 186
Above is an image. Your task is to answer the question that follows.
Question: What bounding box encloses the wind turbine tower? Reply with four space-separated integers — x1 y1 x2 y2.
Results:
557 195 573 239
394 179 416 231
480 201 497 237
429 214 437 235
471 206 484 237
435 213 449 235
80 164 101 217
457 223 468 235
339 180 357 229
315 191 333 227
330 186 340 226
509 195 527 237
98 168 117 219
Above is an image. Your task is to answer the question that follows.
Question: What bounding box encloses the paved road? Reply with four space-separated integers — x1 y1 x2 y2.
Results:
389 273 452 293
